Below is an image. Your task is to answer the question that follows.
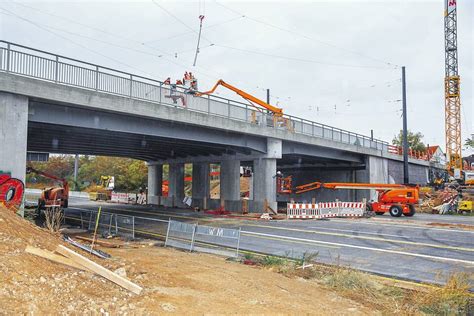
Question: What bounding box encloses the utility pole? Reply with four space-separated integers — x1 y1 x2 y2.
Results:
266 89 270 104
402 66 409 184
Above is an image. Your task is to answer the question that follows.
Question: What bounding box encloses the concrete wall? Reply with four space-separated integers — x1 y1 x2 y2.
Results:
388 160 429 184
0 92 28 183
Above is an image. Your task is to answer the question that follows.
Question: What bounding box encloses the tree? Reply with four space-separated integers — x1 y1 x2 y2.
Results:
465 138 474 149
392 130 426 152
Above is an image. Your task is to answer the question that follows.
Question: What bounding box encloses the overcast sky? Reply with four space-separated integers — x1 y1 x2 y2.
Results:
1 0 472 154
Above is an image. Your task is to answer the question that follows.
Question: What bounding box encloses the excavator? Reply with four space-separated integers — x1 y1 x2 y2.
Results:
0 173 25 212
195 80 291 129
277 176 419 217
26 167 69 212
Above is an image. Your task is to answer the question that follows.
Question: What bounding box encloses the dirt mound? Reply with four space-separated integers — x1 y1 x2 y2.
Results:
0 208 132 314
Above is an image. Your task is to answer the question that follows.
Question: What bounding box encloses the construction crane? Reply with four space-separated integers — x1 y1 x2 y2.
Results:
195 79 284 116
444 0 462 176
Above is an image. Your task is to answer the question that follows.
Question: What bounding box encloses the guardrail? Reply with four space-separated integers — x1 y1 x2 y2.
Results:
0 40 389 152
387 145 430 161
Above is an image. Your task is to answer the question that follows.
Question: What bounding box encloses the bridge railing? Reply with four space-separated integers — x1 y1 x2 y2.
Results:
0 40 388 152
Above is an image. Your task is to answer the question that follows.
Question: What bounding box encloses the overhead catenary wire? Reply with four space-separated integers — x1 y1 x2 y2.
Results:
214 0 399 68
214 44 393 69
151 0 213 45
0 7 155 77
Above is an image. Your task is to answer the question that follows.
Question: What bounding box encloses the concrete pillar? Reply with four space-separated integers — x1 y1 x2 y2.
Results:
192 162 210 209
220 160 240 210
0 92 28 184
253 158 277 212
355 156 389 201
168 163 184 207
147 163 162 205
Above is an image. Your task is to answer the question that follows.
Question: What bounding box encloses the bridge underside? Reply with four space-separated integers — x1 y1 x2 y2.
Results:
27 122 254 161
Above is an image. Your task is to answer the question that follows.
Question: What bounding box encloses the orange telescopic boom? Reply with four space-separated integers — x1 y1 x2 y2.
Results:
195 79 284 116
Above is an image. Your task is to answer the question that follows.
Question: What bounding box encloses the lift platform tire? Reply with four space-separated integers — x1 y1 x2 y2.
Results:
389 205 403 217
404 204 416 217
63 199 68 209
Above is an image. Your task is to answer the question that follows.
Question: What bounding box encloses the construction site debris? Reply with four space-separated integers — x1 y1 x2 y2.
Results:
63 235 111 259
56 245 143 295
25 245 91 272
73 235 122 248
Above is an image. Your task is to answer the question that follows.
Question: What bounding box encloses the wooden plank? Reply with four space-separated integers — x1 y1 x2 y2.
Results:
25 246 90 272
56 245 142 295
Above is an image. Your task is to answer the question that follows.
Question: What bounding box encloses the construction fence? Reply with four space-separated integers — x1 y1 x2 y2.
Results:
165 220 241 258
64 209 241 257
287 201 366 219
64 208 168 240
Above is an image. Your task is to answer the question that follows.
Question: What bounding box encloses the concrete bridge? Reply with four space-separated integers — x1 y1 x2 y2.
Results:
0 41 440 211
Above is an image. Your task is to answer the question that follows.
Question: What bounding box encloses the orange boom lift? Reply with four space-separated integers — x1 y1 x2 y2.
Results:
277 176 419 217
26 167 69 211
195 79 283 116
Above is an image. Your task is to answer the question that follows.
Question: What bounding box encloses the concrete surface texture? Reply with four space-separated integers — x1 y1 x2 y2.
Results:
0 92 28 182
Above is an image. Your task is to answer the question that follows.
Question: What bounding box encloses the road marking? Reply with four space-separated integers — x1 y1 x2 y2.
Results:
242 231 474 265
68 206 474 252
245 223 474 253
307 225 468 243
308 226 402 238
331 219 474 234
241 233 340 249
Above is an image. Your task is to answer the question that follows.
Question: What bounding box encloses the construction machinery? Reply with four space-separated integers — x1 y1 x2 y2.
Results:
195 80 292 129
444 0 463 177
89 175 114 201
26 167 69 211
277 176 419 217
0 173 25 212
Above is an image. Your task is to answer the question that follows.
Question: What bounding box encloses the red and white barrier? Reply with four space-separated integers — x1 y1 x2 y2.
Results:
287 201 365 219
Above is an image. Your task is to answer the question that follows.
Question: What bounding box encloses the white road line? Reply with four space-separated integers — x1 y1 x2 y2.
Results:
242 230 474 265
328 219 474 234
308 226 402 238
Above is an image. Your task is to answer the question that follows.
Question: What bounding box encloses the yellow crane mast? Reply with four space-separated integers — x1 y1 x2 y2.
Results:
444 0 462 174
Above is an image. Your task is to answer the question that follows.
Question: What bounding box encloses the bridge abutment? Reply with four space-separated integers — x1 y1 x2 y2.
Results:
0 92 28 183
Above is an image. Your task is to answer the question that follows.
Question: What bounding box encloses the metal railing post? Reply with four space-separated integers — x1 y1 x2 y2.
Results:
236 227 241 257
95 66 99 91
129 74 133 98
132 216 135 239
190 224 197 252
207 95 211 114
54 55 59 83
245 105 248 122
227 100 231 118
159 83 162 103
6 43 10 73
312 122 314 136
165 217 171 246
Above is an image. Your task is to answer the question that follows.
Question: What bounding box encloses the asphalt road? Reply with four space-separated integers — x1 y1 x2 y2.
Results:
59 196 474 286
